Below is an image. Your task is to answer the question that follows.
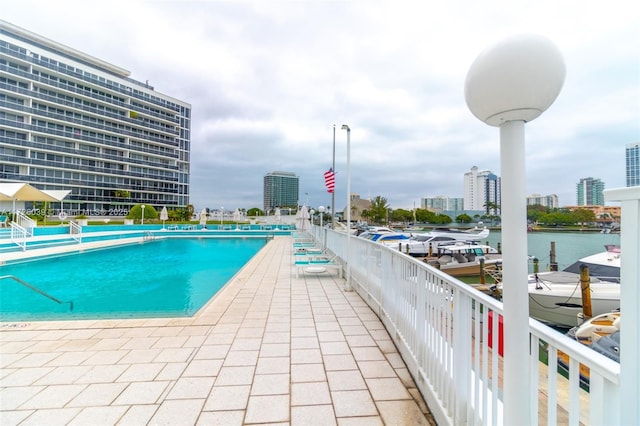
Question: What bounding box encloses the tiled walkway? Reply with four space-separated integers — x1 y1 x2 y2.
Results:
1 236 435 425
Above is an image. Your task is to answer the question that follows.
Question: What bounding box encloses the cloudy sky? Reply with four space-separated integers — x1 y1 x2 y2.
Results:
4 1 639 212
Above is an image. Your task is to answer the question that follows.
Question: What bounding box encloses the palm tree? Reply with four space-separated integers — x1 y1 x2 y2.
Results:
369 196 390 224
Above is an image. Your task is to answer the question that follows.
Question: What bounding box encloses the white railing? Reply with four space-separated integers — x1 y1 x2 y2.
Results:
15 211 36 237
9 222 27 251
69 221 82 243
314 226 621 425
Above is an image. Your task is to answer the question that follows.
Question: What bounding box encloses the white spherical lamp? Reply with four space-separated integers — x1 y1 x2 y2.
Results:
465 34 566 127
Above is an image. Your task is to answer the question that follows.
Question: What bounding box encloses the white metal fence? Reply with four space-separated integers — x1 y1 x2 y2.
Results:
313 226 620 425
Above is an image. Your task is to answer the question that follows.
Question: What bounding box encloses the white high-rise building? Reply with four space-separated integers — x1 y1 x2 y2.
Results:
421 196 464 213
527 193 559 208
463 166 500 213
0 20 191 214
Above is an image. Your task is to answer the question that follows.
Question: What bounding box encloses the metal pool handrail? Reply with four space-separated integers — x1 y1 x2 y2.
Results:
0 275 74 311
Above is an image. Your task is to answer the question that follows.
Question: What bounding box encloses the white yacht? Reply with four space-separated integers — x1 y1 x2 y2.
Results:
527 245 621 327
398 226 490 257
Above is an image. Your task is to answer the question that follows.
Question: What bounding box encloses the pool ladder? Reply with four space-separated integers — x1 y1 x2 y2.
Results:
143 231 155 241
1 275 74 311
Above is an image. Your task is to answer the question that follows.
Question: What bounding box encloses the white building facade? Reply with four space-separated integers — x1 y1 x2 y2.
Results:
463 166 500 214
526 193 559 208
421 195 464 213
0 20 192 216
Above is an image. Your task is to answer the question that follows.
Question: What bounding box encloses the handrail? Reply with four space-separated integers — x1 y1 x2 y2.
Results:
15 211 36 237
143 231 155 241
69 221 82 243
0 275 74 311
9 222 27 251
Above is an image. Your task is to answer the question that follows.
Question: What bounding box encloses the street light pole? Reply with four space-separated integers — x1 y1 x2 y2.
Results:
465 34 565 425
220 206 223 225
341 124 352 291
141 204 145 225
331 124 336 229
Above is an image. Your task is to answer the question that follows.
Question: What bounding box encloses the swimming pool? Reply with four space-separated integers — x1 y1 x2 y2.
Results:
0 237 266 322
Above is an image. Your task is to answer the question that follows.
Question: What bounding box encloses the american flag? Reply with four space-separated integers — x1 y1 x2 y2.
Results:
324 168 335 193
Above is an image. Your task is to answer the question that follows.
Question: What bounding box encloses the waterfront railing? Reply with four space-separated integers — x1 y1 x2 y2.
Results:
314 226 620 425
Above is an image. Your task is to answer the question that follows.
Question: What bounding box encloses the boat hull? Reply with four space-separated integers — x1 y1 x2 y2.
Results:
438 261 499 277
528 281 620 327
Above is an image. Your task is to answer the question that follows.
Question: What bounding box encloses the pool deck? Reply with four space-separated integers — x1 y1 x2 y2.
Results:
0 236 435 425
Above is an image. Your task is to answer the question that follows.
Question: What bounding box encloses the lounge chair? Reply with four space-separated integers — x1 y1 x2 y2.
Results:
0 215 7 227
294 255 342 278
294 246 325 256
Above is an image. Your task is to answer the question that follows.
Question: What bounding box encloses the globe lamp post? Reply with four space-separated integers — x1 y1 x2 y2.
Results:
141 204 145 225
465 34 565 425
318 205 325 228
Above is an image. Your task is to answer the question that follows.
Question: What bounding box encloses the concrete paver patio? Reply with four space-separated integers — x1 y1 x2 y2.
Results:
1 236 435 425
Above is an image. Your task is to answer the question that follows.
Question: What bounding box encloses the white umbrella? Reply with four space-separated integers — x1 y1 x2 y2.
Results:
232 208 242 222
274 208 281 223
296 205 310 231
160 206 168 229
199 208 208 228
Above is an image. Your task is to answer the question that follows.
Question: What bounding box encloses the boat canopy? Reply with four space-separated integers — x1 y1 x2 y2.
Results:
563 261 620 281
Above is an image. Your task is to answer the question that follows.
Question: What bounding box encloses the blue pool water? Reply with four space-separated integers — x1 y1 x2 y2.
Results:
0 238 266 322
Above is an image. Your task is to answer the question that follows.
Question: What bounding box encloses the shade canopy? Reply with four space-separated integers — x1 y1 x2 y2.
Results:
0 183 61 202
42 189 71 202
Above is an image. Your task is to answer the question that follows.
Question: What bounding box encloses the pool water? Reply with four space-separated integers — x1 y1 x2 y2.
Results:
0 238 266 321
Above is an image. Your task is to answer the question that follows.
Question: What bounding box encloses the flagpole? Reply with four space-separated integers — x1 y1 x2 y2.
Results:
331 124 336 229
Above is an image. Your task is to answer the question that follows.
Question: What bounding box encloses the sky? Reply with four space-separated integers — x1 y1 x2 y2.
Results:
3 1 639 212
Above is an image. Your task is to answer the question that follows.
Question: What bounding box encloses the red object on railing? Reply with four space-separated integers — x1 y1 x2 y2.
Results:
488 311 504 356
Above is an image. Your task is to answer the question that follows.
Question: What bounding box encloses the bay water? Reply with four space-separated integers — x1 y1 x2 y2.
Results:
481 230 620 272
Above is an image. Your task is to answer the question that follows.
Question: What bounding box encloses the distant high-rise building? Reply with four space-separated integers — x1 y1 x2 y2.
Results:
626 142 640 187
527 194 559 208
421 196 464 213
463 166 501 213
263 171 299 213
576 177 605 206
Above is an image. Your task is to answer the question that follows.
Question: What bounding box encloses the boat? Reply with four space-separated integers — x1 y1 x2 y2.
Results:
562 244 621 282
359 230 411 245
527 245 621 327
528 271 620 327
425 243 502 277
395 226 491 257
557 310 620 388
423 226 490 241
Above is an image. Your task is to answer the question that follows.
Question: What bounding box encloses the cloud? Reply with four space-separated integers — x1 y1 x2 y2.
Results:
3 0 639 210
